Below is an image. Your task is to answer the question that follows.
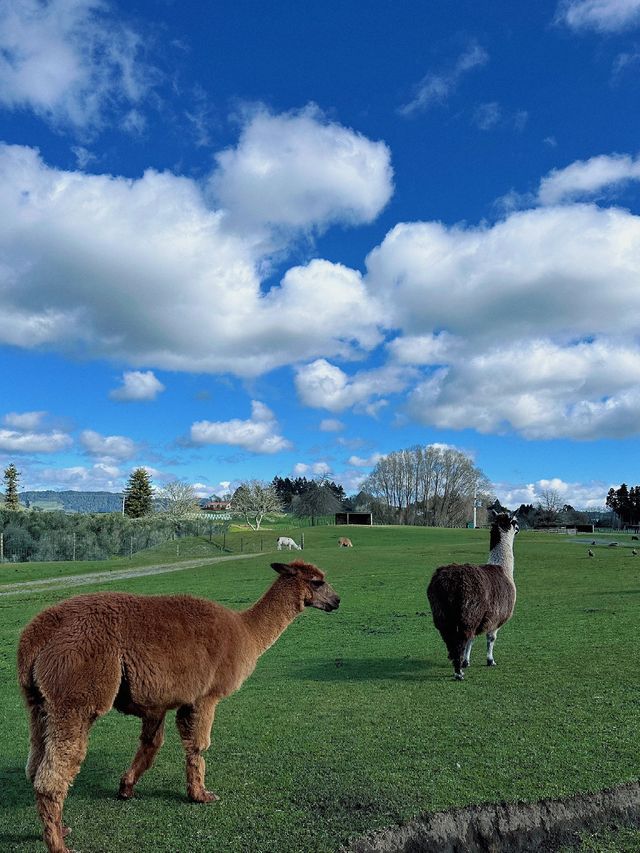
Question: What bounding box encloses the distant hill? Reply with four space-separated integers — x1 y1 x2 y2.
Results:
19 491 124 513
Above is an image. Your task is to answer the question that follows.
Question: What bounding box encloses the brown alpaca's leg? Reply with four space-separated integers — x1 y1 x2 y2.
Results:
34 711 92 853
176 696 219 804
118 712 166 799
25 699 48 783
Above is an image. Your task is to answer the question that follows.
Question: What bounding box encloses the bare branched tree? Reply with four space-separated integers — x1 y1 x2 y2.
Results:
156 480 201 534
231 480 283 530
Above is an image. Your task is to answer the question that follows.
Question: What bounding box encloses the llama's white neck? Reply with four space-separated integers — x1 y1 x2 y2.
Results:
488 534 516 578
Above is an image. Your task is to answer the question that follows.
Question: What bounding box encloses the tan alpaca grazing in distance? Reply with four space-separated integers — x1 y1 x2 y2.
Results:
338 537 353 547
17 560 340 853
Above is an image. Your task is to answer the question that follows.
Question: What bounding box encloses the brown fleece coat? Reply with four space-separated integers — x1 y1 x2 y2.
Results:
17 560 340 853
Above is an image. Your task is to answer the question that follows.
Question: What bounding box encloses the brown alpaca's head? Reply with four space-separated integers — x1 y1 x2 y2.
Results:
270 560 340 612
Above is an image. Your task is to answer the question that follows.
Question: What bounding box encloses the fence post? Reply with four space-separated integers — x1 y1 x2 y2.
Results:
177 542 180 559
260 537 263 552
0 532 3 563
301 533 304 550
72 532 76 561
130 536 133 559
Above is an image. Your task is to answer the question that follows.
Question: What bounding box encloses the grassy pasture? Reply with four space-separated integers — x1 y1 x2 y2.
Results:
1 526 639 852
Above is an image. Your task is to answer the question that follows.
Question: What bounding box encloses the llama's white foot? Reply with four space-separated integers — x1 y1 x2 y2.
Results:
487 658 497 667
454 672 465 681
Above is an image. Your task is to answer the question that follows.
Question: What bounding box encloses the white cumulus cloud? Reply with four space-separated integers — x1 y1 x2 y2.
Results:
190 401 291 454
110 370 165 401
3 411 46 430
0 428 72 453
556 0 640 32
538 153 640 204
0 141 385 376
0 0 153 131
295 359 414 413
80 429 137 461
211 105 393 234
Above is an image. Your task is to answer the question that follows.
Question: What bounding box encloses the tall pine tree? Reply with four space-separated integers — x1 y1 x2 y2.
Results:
3 463 20 510
124 468 154 518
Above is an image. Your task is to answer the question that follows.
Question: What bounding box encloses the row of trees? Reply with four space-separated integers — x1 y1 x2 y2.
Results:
361 445 491 527
606 484 640 526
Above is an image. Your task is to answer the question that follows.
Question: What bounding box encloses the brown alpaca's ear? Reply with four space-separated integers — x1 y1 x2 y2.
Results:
271 562 297 576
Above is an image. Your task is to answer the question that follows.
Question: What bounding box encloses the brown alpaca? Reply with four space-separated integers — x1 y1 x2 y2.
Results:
17 560 340 853
338 537 353 547
427 511 519 680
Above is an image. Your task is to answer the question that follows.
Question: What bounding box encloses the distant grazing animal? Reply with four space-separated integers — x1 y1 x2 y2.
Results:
591 540 597 546
632 549 638 557
338 537 353 547
609 542 619 547
427 510 519 681
588 549 594 558
632 535 639 541
276 536 301 551
18 560 339 853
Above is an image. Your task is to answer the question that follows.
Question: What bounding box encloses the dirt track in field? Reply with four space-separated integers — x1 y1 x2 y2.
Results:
0 552 264 597
345 781 640 852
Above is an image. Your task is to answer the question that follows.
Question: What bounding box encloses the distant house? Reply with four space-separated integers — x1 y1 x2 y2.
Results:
203 500 232 512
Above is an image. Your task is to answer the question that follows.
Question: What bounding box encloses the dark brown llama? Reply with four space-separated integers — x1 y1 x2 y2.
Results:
427 511 519 680
17 560 340 853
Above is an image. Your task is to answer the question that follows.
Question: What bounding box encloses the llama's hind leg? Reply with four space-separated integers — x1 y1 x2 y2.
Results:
445 637 467 681
487 630 498 666
25 698 48 783
118 712 166 799
176 696 219 803
34 711 92 853
462 637 475 669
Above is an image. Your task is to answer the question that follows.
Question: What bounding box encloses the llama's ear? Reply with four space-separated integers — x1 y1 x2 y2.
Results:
488 508 498 518
271 562 297 576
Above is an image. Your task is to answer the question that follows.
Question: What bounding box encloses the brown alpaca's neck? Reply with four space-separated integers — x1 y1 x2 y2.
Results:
241 577 302 656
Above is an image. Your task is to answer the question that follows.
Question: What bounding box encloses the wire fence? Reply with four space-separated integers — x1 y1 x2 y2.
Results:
0 515 337 564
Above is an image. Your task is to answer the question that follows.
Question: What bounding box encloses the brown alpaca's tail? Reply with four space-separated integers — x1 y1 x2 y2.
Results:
17 607 60 704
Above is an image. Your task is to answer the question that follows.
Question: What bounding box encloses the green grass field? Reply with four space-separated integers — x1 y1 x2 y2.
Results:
1 526 639 852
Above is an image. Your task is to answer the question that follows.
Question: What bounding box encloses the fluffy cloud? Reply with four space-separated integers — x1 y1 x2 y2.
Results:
538 153 640 204
211 106 393 233
319 418 344 432
0 0 152 130
494 477 612 509
292 461 331 476
406 339 640 439
365 205 640 345
190 401 291 454
80 429 137 461
347 453 384 467
0 142 384 375
35 462 123 491
0 428 72 453
399 43 489 116
3 411 46 430
295 359 414 412
556 0 640 32
110 370 165 402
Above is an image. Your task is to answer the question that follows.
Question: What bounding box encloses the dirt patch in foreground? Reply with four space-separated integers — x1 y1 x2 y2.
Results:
345 781 640 852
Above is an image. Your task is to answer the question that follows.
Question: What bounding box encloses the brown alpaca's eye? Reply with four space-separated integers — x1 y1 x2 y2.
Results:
311 579 324 588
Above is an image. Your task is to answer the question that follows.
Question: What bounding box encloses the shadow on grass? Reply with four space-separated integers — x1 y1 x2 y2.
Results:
292 656 442 682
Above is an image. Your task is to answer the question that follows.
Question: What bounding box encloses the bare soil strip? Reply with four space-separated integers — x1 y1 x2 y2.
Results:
0 553 263 597
345 781 640 852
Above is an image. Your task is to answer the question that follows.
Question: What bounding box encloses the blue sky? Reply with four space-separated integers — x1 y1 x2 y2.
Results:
1 0 640 508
